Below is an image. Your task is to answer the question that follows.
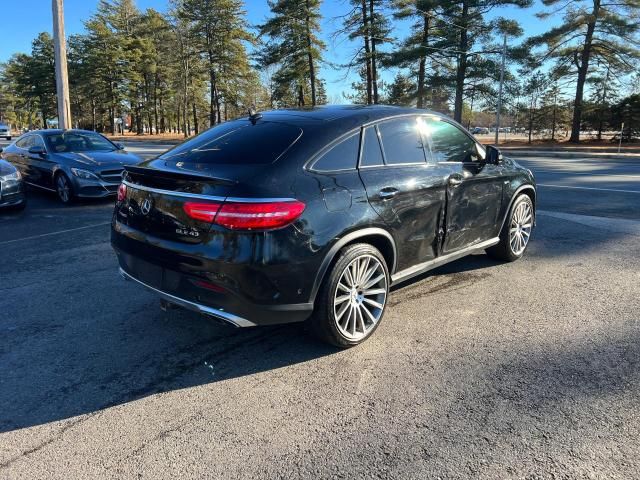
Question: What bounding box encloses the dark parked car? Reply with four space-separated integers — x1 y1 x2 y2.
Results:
112 106 536 347
0 155 25 209
2 129 142 203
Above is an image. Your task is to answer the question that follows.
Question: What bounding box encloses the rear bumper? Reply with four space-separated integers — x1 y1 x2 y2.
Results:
119 267 257 327
112 229 315 326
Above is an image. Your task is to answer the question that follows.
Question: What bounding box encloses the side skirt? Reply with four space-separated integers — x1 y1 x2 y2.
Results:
25 181 56 192
391 237 500 285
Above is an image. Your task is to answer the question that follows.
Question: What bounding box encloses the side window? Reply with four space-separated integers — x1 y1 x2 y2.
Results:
377 117 427 165
32 136 46 149
312 133 360 171
359 126 384 167
16 136 32 149
425 118 480 163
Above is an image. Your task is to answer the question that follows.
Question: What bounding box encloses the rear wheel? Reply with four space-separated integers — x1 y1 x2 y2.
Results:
311 243 390 347
55 173 74 204
486 194 534 261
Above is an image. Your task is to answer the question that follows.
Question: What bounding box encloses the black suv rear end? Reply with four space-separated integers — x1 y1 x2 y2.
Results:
112 115 323 327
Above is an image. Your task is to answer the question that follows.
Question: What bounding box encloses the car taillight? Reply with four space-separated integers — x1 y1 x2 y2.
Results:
183 200 305 230
117 183 127 202
183 202 223 222
216 201 306 230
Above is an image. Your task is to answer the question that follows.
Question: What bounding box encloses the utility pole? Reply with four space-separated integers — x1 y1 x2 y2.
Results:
494 33 507 145
52 0 72 129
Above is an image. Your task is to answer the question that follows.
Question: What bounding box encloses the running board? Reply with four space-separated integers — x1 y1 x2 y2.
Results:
391 237 500 285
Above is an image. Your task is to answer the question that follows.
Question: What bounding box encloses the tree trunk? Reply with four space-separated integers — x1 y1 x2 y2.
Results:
369 0 379 103
528 100 534 144
192 102 198 135
209 68 216 127
361 0 373 105
153 76 159 136
569 0 601 143
305 0 317 106
298 84 305 106
91 99 96 131
453 1 469 122
416 14 430 109
597 66 609 141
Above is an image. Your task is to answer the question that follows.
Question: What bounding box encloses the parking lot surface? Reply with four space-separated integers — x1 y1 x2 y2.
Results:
1 147 639 478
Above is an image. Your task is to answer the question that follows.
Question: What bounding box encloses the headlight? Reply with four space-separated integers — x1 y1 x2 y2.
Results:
71 168 100 180
1 170 21 182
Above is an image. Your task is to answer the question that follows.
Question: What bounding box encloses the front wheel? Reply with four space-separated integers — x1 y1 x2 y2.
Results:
310 243 390 347
486 194 534 262
55 173 74 204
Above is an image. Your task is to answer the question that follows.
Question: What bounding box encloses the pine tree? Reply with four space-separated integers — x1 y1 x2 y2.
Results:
258 0 325 107
338 0 390 104
177 0 254 125
384 0 444 108
438 0 532 122
385 72 415 105
529 0 640 142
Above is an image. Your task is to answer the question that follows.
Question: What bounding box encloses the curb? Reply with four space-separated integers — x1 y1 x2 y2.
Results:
503 150 640 161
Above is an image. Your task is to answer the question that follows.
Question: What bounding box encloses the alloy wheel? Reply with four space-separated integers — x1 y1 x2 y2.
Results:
333 254 388 341
57 175 70 203
509 200 532 255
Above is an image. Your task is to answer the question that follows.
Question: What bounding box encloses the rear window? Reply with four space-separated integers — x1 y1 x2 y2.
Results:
157 121 302 165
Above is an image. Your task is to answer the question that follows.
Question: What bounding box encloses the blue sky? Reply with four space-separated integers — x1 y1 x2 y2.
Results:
0 0 553 100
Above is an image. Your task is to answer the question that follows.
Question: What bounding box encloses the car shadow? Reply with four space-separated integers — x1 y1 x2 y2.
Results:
0 299 340 433
0 252 510 434
1 214 636 434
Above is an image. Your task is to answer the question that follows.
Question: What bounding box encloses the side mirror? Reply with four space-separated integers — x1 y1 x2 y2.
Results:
28 145 46 156
486 145 503 165
115 142 125 150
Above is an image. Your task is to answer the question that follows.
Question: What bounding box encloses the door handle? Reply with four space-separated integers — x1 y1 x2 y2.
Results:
378 188 399 200
448 176 463 186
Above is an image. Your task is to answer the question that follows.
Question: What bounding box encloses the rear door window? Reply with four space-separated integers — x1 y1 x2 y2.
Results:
158 120 302 165
359 126 384 168
377 117 427 165
311 133 360 171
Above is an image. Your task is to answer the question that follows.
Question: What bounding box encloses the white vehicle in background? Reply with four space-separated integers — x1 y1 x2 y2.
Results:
0 124 11 141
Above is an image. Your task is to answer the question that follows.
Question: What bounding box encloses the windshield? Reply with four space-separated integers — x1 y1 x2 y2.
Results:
45 132 117 153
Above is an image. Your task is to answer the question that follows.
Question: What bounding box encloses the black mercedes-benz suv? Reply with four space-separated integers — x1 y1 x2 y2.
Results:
112 105 535 347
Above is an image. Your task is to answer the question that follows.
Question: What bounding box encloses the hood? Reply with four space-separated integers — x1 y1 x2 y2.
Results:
0 159 17 176
56 150 142 169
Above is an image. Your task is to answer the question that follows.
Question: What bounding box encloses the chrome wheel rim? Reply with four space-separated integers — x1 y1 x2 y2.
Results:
509 201 532 255
333 254 388 341
57 176 70 202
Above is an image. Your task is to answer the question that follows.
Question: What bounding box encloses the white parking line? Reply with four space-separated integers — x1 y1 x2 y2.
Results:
538 210 640 236
537 184 640 194
533 170 640 178
0 222 111 246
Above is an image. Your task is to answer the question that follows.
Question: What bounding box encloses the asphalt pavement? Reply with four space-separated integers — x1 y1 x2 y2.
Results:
1 144 639 479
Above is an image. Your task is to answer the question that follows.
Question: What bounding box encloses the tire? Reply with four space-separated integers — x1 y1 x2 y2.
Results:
55 172 74 204
486 193 534 262
310 243 390 348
